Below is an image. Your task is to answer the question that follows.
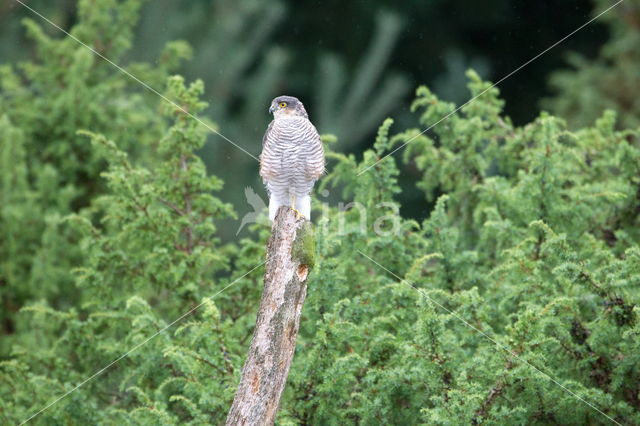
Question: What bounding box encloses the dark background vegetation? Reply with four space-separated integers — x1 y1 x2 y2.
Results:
0 0 619 229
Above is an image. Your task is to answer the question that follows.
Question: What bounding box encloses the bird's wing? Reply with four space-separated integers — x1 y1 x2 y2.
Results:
261 121 274 148
259 120 276 182
304 122 326 181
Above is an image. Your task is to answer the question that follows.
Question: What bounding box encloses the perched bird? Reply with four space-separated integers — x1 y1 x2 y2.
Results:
260 95 325 221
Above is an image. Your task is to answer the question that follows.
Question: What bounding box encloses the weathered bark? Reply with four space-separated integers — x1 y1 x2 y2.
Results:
226 207 315 426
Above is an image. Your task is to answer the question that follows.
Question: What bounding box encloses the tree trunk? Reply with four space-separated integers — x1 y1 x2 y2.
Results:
226 207 315 426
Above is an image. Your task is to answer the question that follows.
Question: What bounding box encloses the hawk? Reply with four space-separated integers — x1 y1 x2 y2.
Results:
260 95 325 221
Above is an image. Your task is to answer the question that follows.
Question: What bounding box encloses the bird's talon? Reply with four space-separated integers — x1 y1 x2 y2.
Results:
291 207 304 220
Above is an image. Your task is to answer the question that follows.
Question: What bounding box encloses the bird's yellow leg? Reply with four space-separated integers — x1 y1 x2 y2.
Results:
290 195 304 219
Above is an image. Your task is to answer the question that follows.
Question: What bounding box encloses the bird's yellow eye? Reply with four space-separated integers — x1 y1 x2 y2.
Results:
279 102 287 108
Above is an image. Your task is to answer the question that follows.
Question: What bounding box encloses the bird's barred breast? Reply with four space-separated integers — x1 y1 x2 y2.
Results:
260 117 324 197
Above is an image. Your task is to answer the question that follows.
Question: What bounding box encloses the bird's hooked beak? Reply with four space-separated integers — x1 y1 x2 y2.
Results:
268 104 276 114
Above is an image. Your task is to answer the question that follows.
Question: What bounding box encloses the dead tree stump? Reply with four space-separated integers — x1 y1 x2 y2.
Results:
226 206 315 426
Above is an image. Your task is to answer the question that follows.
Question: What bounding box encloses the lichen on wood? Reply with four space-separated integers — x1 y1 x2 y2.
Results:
292 220 316 279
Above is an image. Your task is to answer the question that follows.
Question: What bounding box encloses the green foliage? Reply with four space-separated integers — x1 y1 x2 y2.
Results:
1 74 261 425
1 1 639 425
0 0 193 355
281 71 640 425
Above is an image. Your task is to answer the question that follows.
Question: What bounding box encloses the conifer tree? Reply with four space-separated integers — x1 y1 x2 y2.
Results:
0 0 190 355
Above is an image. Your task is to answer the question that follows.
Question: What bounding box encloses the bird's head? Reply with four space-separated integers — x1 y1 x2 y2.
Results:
269 95 308 119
